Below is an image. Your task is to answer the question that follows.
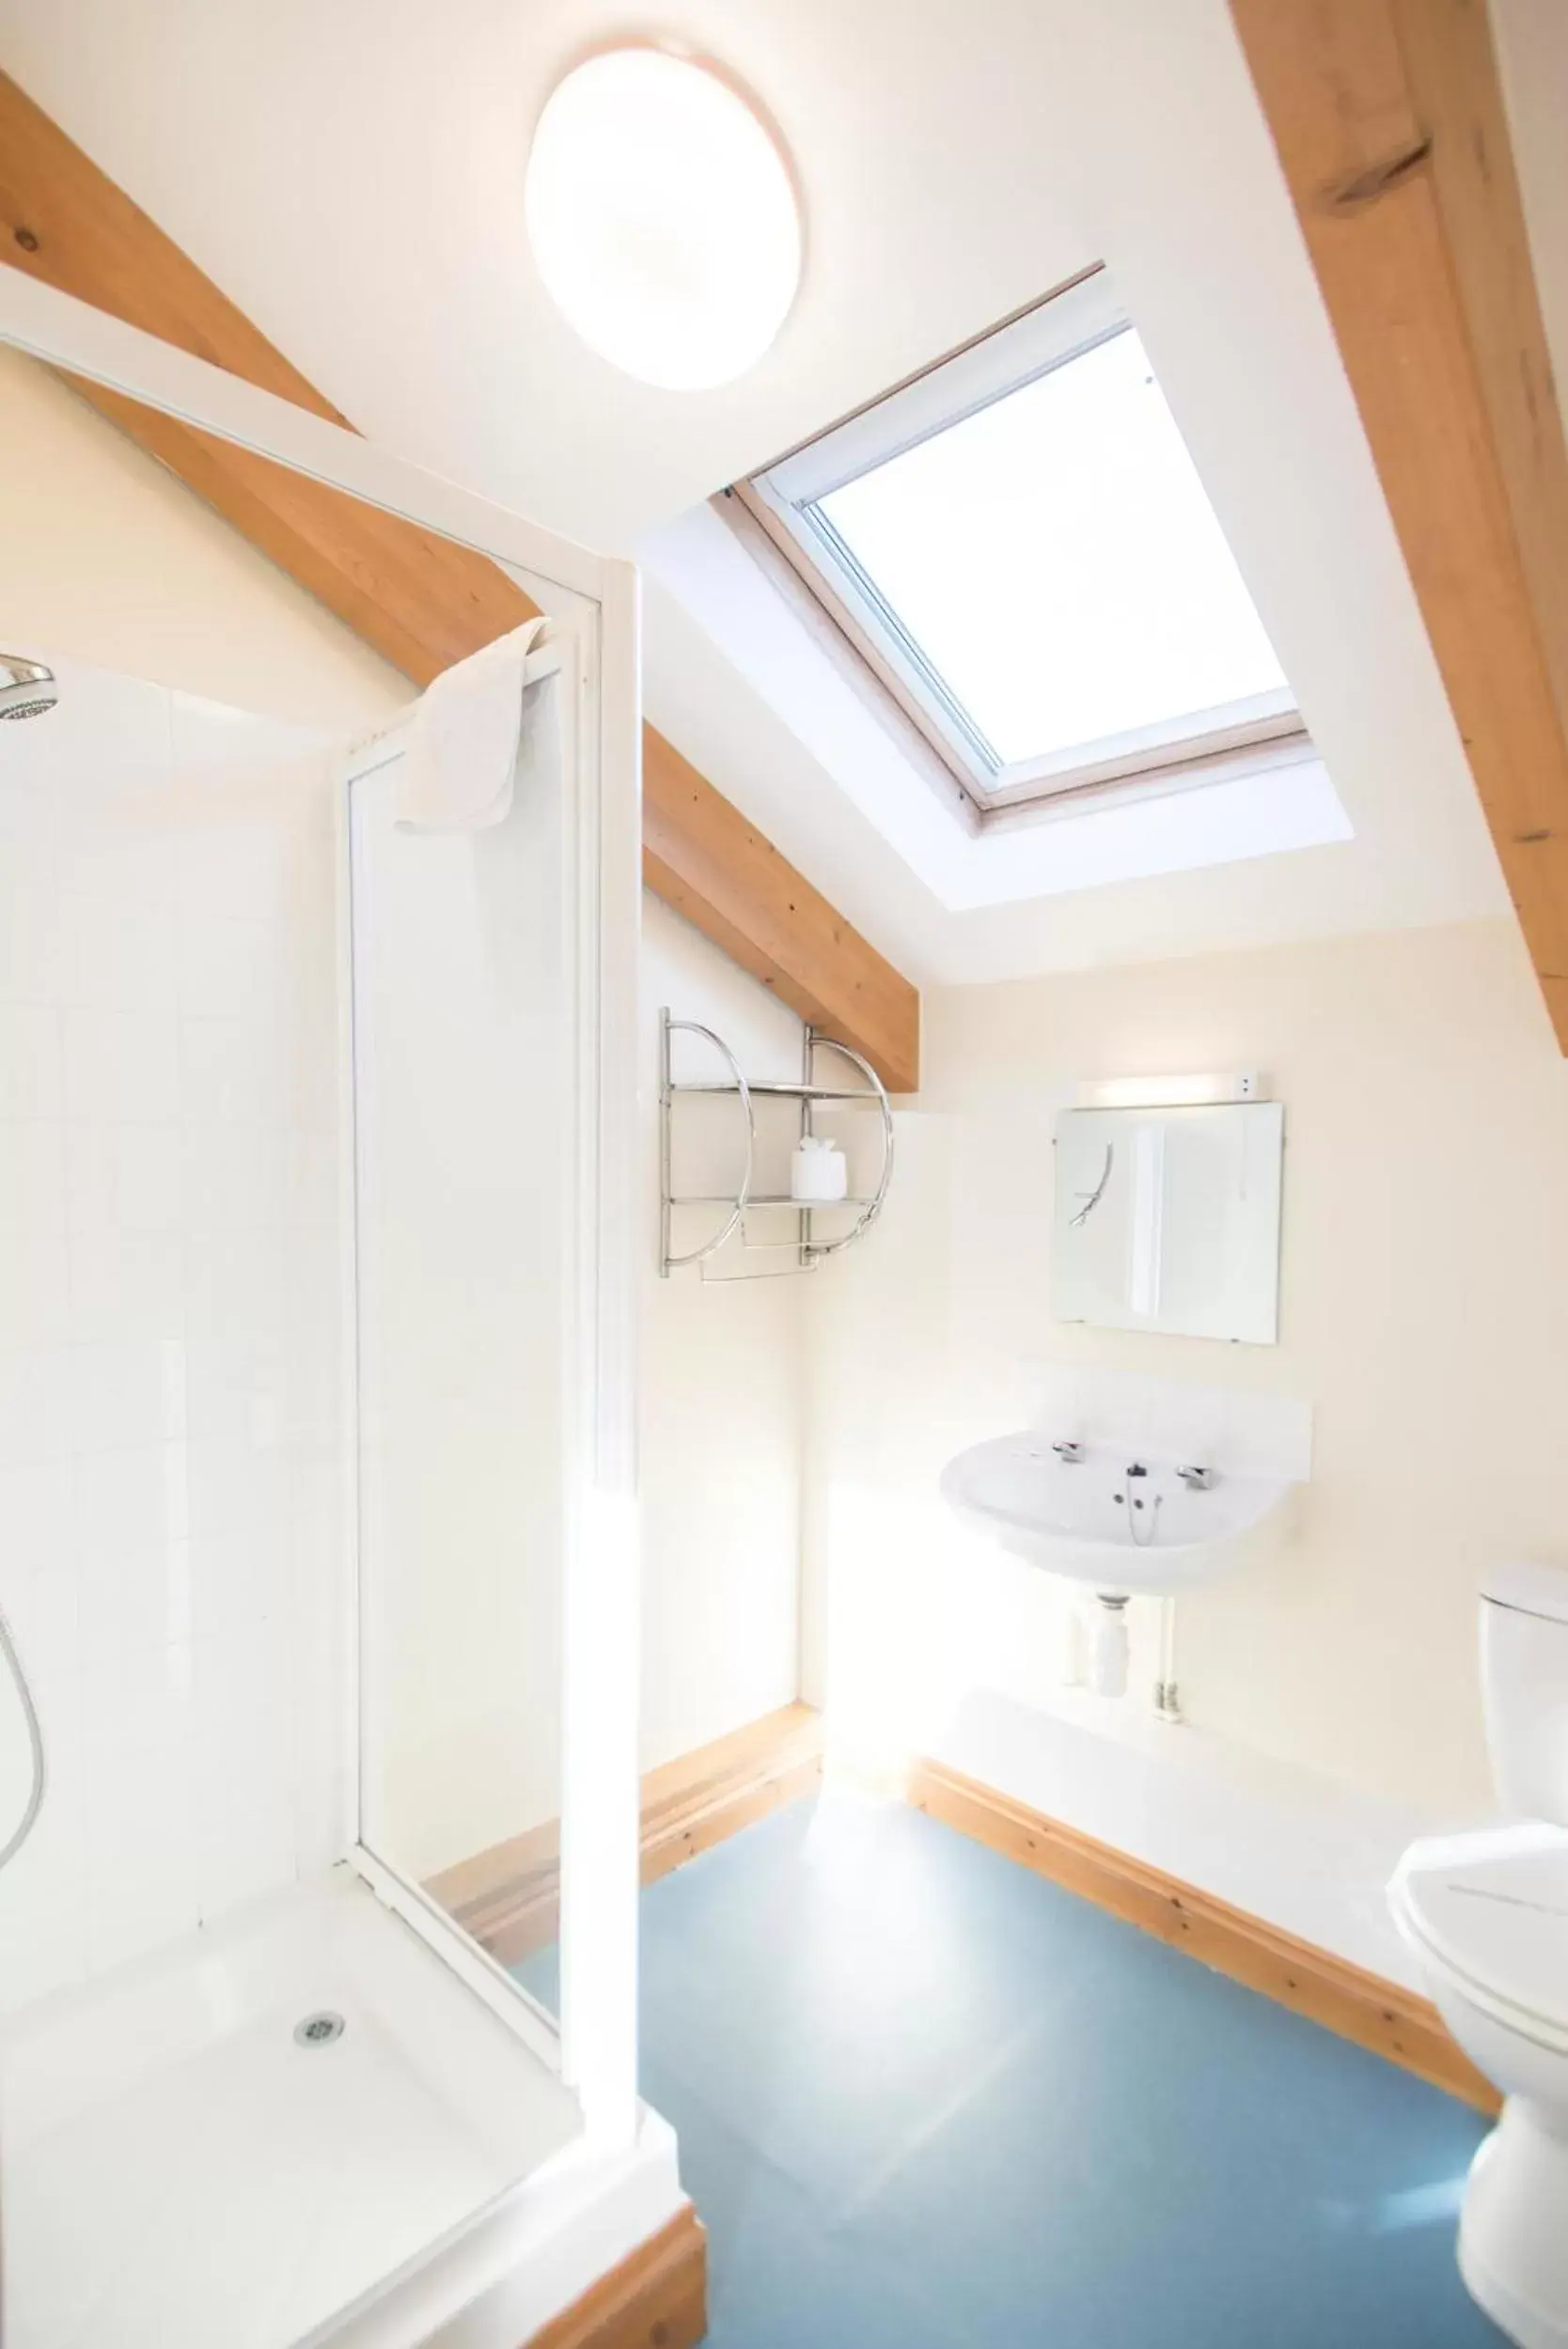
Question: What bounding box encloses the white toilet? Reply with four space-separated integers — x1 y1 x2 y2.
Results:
1391 1563 1568 2349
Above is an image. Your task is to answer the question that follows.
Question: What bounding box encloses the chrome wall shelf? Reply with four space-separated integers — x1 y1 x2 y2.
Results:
659 1007 895 1280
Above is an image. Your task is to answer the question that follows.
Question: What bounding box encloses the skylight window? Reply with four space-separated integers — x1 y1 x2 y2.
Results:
731 270 1308 822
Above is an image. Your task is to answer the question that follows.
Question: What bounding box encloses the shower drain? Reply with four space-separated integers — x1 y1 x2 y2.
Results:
293 2010 346 2048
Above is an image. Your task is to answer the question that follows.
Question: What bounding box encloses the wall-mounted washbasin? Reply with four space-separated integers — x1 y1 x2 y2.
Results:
938 1433 1293 1598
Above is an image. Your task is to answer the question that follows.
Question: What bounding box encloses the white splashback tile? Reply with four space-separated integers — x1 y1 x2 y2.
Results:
291 1770 350 1880
65 1121 184 1239
4 1457 75 1575
0 1006 63 1120
74 1443 186 1558
1147 1376 1226 1466
64 881 180 1016
60 1007 182 1125
64 1339 173 1457
193 1772 294 1923
85 1742 200 1972
0 1351 73 1467
180 1012 290 1126
75 1545 194 1670
4 1565 81 1688
180 1120 289 1233
78 1641 196 1764
167 692 324 789
188 1523 276 1646
181 1226 289 1347
0 878 75 1006
0 1215 71 1349
180 914 292 1023
0 1119 69 1239
66 1228 187 1345
0 665 346 2019
1026 1360 1312 1480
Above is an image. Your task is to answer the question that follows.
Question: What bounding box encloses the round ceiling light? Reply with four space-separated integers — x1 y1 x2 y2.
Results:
525 48 802 392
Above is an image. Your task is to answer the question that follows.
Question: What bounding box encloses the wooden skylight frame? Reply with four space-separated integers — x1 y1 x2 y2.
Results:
723 268 1313 833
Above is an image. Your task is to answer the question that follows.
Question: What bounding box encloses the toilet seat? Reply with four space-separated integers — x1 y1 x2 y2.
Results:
1393 1822 1568 2054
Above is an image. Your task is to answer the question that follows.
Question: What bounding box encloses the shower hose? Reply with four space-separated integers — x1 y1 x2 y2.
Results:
0 1603 44 1873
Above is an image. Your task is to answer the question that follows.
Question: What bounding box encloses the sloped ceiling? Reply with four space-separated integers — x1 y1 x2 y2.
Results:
3 0 1559 989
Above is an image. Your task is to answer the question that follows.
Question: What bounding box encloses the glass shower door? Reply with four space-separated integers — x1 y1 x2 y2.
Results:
348 657 575 2030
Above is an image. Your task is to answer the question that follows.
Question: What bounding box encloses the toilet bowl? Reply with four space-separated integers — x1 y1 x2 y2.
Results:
1391 1564 1568 2348
1393 1824 1568 2347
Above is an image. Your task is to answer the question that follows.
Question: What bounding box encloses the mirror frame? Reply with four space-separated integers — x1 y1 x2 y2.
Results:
1053 1099 1285 1344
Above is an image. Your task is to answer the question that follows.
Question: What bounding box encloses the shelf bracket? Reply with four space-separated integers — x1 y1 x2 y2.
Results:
659 1007 894 1280
658 1010 756 1276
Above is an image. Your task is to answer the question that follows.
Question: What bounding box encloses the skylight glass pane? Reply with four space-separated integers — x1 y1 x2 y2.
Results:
813 327 1288 772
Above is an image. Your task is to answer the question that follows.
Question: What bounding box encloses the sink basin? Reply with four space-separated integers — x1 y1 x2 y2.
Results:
939 1433 1293 1597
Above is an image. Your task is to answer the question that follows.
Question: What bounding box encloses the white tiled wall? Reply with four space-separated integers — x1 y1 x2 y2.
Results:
0 657 348 2014
1024 1361 1313 1481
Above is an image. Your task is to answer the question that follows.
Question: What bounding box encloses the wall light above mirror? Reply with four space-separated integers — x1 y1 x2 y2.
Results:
1054 1088 1284 1344
1076 1070 1266 1110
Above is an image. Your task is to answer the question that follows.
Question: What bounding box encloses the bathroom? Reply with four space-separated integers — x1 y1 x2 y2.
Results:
4 2 1568 2345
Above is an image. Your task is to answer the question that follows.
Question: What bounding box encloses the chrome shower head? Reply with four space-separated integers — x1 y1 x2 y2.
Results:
0 654 57 721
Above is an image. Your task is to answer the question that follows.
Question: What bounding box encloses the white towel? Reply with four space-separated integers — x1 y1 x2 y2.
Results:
395 618 547 832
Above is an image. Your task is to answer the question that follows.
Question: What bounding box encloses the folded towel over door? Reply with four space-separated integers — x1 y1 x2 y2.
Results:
395 617 547 832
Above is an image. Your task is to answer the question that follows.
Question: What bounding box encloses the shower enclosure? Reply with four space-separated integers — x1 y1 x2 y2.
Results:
0 266 665 2344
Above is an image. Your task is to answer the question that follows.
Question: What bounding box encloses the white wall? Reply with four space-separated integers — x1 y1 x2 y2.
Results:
805 919 1568 1824
638 900 807 1771
0 350 408 728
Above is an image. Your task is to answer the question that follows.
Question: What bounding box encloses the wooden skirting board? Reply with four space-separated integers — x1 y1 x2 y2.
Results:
524 2208 707 2349
907 1757 1499 2116
427 1702 826 1965
433 1703 1492 2116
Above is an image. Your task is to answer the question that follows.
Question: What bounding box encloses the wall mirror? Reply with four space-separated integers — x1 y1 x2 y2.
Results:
1053 1099 1284 1343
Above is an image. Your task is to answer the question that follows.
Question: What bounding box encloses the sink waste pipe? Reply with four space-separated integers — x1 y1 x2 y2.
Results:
1087 1596 1130 1699
1153 1596 1182 1722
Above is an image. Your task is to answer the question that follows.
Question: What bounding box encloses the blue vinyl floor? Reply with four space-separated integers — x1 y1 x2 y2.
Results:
516 1794 1504 2347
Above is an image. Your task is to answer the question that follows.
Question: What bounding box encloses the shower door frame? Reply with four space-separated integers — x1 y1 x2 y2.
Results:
0 264 645 2153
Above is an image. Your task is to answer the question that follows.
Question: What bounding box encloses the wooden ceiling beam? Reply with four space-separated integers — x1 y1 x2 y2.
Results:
644 730 919 1090
0 71 919 1090
1231 0 1568 1051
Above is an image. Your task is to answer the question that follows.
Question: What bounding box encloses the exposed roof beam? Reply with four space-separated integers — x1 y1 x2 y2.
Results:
0 70 919 1091
1231 0 1568 1050
644 729 920 1090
